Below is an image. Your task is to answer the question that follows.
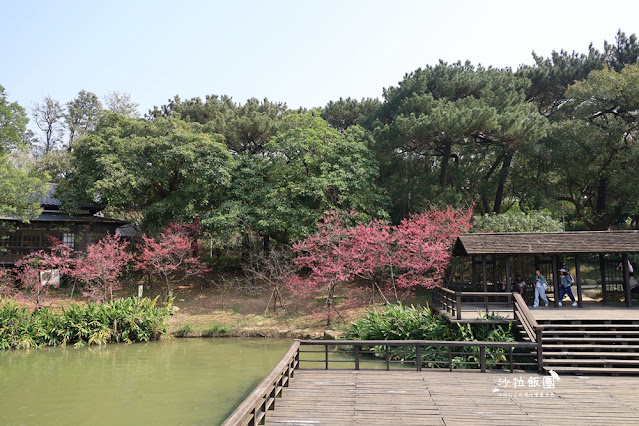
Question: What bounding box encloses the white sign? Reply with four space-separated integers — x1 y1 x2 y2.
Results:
40 269 60 286
138 285 144 298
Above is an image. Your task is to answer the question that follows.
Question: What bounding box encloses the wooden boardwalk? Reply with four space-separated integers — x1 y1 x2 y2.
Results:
266 370 639 425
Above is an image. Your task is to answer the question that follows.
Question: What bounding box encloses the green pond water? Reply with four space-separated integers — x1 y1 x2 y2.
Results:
0 338 292 425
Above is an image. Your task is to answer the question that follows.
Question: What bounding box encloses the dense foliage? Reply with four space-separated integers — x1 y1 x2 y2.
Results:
0 297 171 350
346 304 521 369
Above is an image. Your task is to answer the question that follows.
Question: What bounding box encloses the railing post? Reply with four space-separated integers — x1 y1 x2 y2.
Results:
448 346 453 372
325 344 328 370
416 345 422 372
456 293 462 320
355 345 360 371
536 327 544 373
385 345 390 371
480 346 486 372
509 347 514 373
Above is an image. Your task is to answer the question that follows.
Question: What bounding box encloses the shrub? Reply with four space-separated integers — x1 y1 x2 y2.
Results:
0 297 171 350
345 304 521 369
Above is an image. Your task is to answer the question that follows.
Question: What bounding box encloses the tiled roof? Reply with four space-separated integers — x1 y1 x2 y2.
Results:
453 231 639 256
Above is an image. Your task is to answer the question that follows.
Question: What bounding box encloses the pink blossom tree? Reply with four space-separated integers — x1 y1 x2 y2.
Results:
135 222 209 300
292 206 473 326
72 234 132 302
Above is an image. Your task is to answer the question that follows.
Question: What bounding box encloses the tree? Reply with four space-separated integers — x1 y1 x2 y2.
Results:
204 112 389 253
135 223 209 299
32 95 65 155
58 113 234 227
103 91 140 118
291 206 472 326
66 90 102 145
604 30 639 72
0 147 49 220
372 61 548 221
321 97 381 133
73 234 132 302
0 85 29 151
471 211 563 233
543 65 639 228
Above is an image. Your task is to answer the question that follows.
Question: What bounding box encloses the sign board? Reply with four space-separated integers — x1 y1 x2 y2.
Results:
138 285 144 298
40 269 60 286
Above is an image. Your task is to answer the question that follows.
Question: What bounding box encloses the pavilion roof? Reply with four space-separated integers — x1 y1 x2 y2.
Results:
452 230 639 256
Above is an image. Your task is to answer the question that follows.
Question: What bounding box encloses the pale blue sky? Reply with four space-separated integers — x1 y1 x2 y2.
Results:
2 0 639 118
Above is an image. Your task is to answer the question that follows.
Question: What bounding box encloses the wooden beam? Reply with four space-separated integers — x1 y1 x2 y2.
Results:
600 254 608 304
575 254 583 308
623 253 632 308
552 256 560 307
505 257 511 293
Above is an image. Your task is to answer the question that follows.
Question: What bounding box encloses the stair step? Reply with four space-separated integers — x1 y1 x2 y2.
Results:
544 366 639 374
544 358 639 365
543 344 639 350
539 324 639 329
542 330 639 336
542 351 639 357
543 337 639 343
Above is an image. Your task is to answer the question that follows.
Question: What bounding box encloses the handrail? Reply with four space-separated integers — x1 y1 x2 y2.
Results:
298 340 538 373
433 288 514 320
512 293 543 371
222 340 300 426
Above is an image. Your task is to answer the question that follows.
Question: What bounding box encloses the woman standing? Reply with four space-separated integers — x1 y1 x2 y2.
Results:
532 269 549 308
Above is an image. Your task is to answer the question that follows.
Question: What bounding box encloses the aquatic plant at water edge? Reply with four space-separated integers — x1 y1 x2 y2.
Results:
0 297 171 350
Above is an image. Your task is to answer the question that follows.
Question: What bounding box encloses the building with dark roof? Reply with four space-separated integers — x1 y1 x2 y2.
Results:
0 184 126 265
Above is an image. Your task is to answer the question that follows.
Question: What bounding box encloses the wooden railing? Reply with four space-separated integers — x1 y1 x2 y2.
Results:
512 292 544 367
433 288 513 320
298 340 539 373
222 340 300 426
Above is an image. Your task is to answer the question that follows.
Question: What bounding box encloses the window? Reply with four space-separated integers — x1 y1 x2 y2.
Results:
63 233 75 249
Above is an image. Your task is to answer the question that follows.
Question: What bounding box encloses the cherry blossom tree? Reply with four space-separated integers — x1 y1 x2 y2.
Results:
292 206 473 326
135 222 209 300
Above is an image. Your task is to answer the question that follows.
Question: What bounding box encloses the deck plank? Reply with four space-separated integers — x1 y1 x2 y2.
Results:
265 370 639 425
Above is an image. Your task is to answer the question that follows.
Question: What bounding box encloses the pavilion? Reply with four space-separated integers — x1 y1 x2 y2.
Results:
451 230 639 308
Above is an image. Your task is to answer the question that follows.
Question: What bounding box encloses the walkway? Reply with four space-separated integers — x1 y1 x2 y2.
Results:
266 370 639 425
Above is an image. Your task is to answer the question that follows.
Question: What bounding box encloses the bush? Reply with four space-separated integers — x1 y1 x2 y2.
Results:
472 211 563 233
345 304 522 369
0 297 171 350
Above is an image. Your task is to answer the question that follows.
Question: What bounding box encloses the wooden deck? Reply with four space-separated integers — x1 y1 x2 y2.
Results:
438 300 639 323
266 370 639 425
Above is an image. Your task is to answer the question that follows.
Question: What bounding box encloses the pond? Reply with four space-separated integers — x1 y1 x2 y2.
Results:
0 338 292 425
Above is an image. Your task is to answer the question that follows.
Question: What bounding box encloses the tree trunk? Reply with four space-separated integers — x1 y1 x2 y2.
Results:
439 142 452 188
493 153 513 214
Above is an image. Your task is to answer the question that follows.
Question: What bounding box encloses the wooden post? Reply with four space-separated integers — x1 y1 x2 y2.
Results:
416 345 422 372
482 256 488 312
456 293 462 321
575 254 583 308
385 346 390 371
492 256 497 292
552 256 560 307
623 253 632 308
448 346 453 372
480 346 486 372
505 256 511 293
354 345 360 371
509 347 514 373
471 255 477 291
536 327 544 373
325 345 328 370
600 254 608 304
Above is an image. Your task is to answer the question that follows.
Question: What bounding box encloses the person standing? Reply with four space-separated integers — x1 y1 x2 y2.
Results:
532 269 549 307
558 267 578 307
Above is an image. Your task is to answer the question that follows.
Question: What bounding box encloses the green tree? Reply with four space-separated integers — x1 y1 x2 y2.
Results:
66 90 103 144
0 86 47 221
103 91 140 118
0 85 29 152
204 112 388 249
472 211 563 233
372 61 547 220
543 65 639 229
321 97 381 133
59 113 234 228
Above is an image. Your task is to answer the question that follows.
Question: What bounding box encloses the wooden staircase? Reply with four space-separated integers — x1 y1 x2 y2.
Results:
531 319 639 375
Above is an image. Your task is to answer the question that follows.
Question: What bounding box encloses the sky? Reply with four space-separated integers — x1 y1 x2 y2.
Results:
2 0 639 120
